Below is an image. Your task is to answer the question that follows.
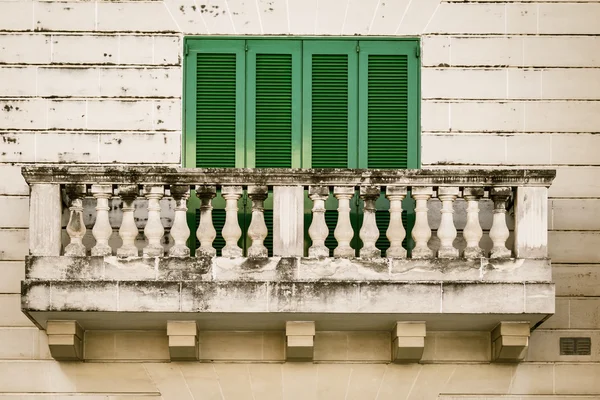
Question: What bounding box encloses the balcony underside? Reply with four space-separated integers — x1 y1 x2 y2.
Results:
23 256 554 331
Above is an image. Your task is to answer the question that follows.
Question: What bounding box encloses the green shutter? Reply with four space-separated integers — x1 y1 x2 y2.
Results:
247 40 302 168
303 41 358 168
358 40 419 169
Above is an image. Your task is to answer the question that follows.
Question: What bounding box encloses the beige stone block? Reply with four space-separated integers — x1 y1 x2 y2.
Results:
58 362 160 393
119 35 153 65
393 336 424 363
99 67 182 98
373 364 422 400
198 331 285 361
552 199 600 230
0 99 46 129
507 68 542 99
421 101 449 131
509 363 554 394
85 330 169 361
552 133 600 164
48 333 83 360
0 34 51 64
0 132 35 163
555 364 600 394
198 2 236 34
257 0 289 34
154 99 181 131
506 134 552 165
0 261 24 294
554 265 600 296
0 196 28 228
443 364 514 395
525 283 554 314
118 282 180 312
543 68 600 100
87 100 152 130
539 297 569 329
368 0 411 35
0 327 38 359
0 1 33 30
286 335 313 361
46 100 86 129
0 229 28 261
403 364 457 399
314 0 344 34
507 4 537 34
47 320 83 337
35 132 99 163
550 167 600 198
314 331 390 362
452 101 525 132
34 1 95 31
343 0 380 35
97 2 179 32
396 0 441 35
0 166 28 196
0 67 36 96
167 321 197 336
425 3 505 34
345 364 387 400
526 103 600 133
422 68 506 100
313 363 353 399
524 36 600 67
450 37 523 67
549 231 600 263
98 132 180 164
526 329 600 362
52 34 118 65
394 321 426 338
212 364 256 400
143 363 195 400
422 331 491 362
421 134 506 166
286 321 315 336
288 0 317 34
38 67 99 97
422 36 450 67
539 3 600 34
247 364 284 399
443 283 525 313
228 0 264 34
281 363 318 400
569 298 600 329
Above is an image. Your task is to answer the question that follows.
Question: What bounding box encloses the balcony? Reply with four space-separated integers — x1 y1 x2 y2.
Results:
21 166 555 361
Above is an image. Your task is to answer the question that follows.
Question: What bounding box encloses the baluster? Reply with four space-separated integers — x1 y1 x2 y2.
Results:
437 187 459 258
169 185 191 257
462 187 484 258
196 185 217 257
91 184 113 256
386 186 407 258
359 186 381 258
411 187 433 259
490 187 512 258
308 186 330 258
64 184 87 257
247 186 269 258
333 186 355 258
143 185 165 257
221 186 243 258
117 185 139 257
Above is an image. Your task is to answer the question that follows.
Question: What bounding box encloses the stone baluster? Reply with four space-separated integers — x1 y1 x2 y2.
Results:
386 186 407 258
462 187 484 258
64 184 87 257
437 187 460 258
308 186 330 258
359 186 381 258
221 186 243 257
490 187 512 258
247 186 269 258
169 185 191 257
411 187 433 259
117 185 139 257
143 185 165 257
333 186 355 258
196 185 217 257
91 184 113 256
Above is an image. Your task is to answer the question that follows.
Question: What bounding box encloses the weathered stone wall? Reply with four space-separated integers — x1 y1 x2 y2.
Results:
0 0 599 398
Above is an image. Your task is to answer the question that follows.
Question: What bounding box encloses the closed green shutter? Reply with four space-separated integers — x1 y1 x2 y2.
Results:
247 40 302 168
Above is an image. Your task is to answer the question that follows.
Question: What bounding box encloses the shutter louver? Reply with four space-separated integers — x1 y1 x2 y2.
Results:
366 53 409 169
195 53 238 168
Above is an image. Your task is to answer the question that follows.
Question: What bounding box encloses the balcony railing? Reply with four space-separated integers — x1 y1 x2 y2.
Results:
21 166 556 361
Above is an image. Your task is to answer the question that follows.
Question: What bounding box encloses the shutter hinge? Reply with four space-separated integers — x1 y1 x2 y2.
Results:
184 43 189 56
415 46 420 58
245 44 249 52
356 44 360 53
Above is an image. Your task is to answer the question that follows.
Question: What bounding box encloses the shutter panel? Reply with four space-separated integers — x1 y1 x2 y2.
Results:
303 41 358 168
186 40 245 168
358 40 419 169
247 40 302 168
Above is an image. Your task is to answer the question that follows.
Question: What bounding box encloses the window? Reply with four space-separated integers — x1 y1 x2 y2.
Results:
183 37 421 255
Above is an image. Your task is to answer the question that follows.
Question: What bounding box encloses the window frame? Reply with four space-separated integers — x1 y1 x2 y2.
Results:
182 36 421 169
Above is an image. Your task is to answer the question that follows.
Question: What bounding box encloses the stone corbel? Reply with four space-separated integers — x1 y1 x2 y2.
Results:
491 322 530 362
167 321 199 361
47 320 84 361
285 321 315 361
392 322 426 363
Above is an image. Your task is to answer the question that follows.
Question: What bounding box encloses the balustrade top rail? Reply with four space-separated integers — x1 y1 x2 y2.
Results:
22 166 556 187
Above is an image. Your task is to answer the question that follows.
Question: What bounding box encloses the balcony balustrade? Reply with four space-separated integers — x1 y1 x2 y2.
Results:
20 166 556 360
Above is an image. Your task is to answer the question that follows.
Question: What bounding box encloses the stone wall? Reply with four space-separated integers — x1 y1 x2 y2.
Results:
0 0 599 398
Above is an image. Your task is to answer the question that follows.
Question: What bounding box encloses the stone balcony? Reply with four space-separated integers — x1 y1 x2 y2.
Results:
21 166 556 362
